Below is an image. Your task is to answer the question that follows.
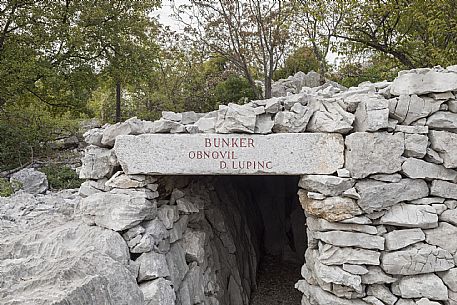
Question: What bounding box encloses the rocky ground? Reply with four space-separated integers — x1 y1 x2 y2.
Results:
250 255 303 305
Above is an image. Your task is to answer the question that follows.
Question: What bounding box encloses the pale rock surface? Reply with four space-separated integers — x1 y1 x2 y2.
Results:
429 130 457 168
151 119 186 133
396 273 448 300
299 175 355 196
367 284 398 305
343 264 369 275
105 171 149 189
299 191 363 221
411 197 446 205
101 117 145 146
140 278 176 305
254 113 274 134
431 180 457 199
361 266 397 285
416 299 441 305
313 261 363 293
83 128 104 146
183 229 206 264
181 111 203 125
369 173 402 183
295 280 370 305
162 111 182 122
389 94 442 125
355 179 429 213
404 134 428 158
306 216 377 234
166 242 189 289
345 132 404 179
384 228 425 250
80 189 157 231
307 100 355 134
401 158 457 181
194 116 217 133
427 111 457 132
354 96 390 132
10 168 48 194
395 125 429 134
272 103 313 133
137 252 170 282
79 145 117 179
381 243 454 275
215 103 257 133
425 222 457 254
314 231 385 250
380 204 438 229
318 244 381 266
390 68 457 95
363 296 385 305
440 209 457 226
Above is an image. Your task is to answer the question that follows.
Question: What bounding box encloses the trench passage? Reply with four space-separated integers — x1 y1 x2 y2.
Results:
215 176 306 304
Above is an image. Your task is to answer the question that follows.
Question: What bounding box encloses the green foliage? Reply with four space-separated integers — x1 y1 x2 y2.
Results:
41 164 83 190
0 178 16 197
274 46 320 80
213 75 257 105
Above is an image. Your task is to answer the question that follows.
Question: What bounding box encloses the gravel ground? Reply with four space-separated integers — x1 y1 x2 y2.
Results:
250 255 303 305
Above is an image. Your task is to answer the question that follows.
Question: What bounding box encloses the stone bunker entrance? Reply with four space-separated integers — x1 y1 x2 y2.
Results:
152 174 306 305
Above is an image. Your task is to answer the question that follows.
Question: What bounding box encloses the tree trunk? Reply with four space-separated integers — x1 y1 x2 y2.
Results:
264 76 272 99
115 79 121 123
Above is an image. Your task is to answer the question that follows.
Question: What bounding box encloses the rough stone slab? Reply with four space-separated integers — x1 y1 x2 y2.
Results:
427 111 457 132
307 216 377 235
345 132 404 179
114 133 344 175
385 228 425 251
425 222 457 254
390 69 457 95
295 280 370 305
299 191 363 221
314 231 385 250
396 274 448 300
318 244 381 266
356 179 429 213
429 130 457 169
431 180 457 199
402 158 457 181
380 204 438 229
381 243 454 275
299 175 355 196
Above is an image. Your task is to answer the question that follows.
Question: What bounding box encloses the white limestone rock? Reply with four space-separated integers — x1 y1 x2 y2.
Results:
298 191 363 222
440 209 457 226
431 180 457 200
411 197 446 205
390 68 457 96
10 168 48 195
307 216 377 234
272 103 313 133
439 268 457 292
318 244 381 266
429 131 457 169
296 280 370 305
181 111 203 125
416 299 441 305
369 173 402 183
313 261 363 294
150 119 186 133
178 263 205 305
389 94 442 125
345 132 404 179
80 189 157 231
140 278 176 305
169 215 189 243
183 229 206 264
381 243 454 275
166 242 189 289
105 171 149 189
361 266 397 285
162 111 182 122
79 145 117 179
254 113 274 134
137 252 170 282
384 228 425 250
367 284 398 305
215 103 256 133
363 296 384 305
427 111 457 132
355 179 429 213
402 158 457 181
83 128 104 146
449 100 457 113
395 125 429 134
157 205 179 229
299 175 355 196
354 96 390 132
380 204 438 229
195 117 217 133
307 100 355 134
404 134 428 158
314 231 385 250
343 264 369 275
396 273 448 300
101 117 145 146
425 222 457 254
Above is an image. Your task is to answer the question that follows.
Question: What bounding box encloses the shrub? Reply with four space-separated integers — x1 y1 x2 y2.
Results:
0 178 21 197
40 164 83 190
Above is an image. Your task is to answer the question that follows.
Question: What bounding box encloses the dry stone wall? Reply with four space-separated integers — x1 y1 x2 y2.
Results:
79 66 457 305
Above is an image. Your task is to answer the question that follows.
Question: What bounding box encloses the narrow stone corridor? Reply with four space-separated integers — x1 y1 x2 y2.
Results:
250 255 303 305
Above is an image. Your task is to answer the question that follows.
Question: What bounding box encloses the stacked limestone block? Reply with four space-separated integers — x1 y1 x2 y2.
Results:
79 65 457 305
79 166 263 304
296 66 457 305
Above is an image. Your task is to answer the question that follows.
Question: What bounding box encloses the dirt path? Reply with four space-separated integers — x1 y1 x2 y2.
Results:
250 255 303 305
